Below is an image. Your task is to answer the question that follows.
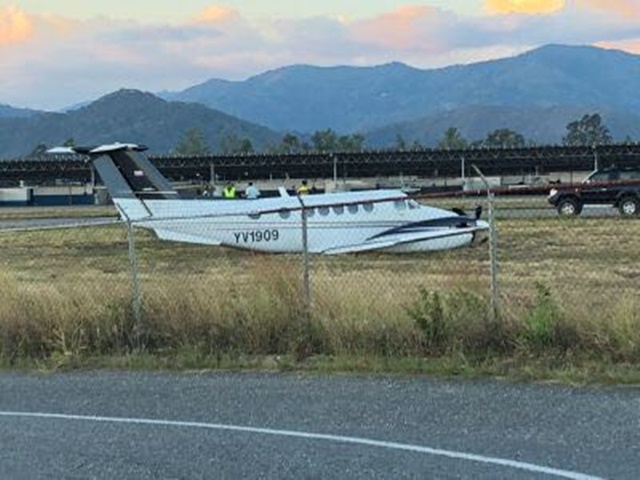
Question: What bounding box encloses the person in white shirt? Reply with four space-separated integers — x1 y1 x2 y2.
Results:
245 182 261 199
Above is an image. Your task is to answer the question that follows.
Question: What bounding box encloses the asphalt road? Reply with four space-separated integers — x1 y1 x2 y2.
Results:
0 372 638 479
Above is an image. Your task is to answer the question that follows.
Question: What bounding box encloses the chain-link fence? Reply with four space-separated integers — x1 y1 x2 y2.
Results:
1 192 639 365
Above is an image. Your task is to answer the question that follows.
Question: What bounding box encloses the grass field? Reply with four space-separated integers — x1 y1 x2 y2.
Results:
0 201 639 383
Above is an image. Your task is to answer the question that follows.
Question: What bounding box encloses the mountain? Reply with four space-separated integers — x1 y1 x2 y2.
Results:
0 103 39 119
163 44 640 140
0 90 280 158
367 106 640 147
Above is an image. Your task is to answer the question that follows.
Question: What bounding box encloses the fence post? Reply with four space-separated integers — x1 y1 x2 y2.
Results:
300 202 312 313
125 218 144 350
472 165 500 319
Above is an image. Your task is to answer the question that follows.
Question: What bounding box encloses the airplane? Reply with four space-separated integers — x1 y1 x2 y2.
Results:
47 143 489 254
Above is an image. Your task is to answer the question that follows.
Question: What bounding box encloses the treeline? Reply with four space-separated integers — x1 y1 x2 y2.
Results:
27 112 632 157
432 113 615 150
172 128 366 156
172 113 623 156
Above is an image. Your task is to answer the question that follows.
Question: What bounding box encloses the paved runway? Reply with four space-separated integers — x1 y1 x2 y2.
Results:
0 216 119 232
0 372 637 479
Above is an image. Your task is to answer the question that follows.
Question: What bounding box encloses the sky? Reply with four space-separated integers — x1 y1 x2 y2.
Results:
2 1 640 110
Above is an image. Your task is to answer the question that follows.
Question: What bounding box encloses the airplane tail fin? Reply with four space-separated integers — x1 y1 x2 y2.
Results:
47 143 179 221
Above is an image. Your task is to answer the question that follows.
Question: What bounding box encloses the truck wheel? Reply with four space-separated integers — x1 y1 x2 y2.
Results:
618 197 639 216
557 198 581 216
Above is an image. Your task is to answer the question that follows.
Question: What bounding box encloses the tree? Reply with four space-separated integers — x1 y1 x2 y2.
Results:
337 133 365 152
175 128 211 155
220 133 254 154
563 113 612 146
29 143 48 156
438 127 468 149
481 128 526 148
281 133 302 154
311 129 339 151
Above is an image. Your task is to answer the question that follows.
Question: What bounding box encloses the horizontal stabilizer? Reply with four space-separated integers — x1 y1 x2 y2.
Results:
47 143 148 155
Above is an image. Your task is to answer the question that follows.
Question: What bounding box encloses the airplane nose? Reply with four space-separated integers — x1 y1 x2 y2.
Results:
477 219 490 230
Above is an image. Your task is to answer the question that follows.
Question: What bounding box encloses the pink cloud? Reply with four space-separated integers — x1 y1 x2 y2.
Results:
195 5 241 24
581 0 640 18
595 38 640 54
485 0 565 15
0 5 34 46
350 5 448 52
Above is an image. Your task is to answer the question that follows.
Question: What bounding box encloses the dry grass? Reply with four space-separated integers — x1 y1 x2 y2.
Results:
0 210 639 380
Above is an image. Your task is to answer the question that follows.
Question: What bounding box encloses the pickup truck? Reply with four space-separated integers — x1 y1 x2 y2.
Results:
547 167 640 216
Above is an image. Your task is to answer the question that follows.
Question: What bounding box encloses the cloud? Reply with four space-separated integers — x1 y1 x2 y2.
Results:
0 5 34 46
485 0 565 15
581 0 640 19
350 5 448 52
3 2 640 110
196 5 240 24
596 38 640 54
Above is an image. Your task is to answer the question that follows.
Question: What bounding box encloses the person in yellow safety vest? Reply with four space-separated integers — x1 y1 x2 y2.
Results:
297 179 309 195
223 182 237 199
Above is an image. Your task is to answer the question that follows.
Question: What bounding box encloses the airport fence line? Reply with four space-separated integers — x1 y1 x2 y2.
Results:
1 194 639 362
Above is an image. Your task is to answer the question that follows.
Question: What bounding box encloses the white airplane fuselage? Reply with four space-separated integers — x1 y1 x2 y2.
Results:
117 190 485 254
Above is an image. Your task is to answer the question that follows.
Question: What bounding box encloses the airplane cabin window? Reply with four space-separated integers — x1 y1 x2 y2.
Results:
347 204 358 214
394 200 407 210
318 206 330 216
363 203 374 212
332 205 344 215
248 212 261 219
305 207 315 217
278 210 291 219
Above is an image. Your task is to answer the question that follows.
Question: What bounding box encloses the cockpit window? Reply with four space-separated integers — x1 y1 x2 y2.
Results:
408 200 419 209
394 200 407 210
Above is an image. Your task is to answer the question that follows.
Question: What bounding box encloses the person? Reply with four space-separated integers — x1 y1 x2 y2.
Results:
223 181 237 199
244 182 261 199
297 179 309 195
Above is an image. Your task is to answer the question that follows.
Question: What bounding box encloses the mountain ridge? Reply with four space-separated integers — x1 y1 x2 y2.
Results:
2 44 640 157
161 44 640 134
0 90 280 158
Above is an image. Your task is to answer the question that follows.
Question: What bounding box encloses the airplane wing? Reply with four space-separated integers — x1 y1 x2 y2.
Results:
321 225 484 255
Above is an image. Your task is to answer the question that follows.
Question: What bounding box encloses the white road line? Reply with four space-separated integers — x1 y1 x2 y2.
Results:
0 411 604 480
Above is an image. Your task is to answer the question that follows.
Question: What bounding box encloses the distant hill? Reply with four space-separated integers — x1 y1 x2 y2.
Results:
0 90 280 158
163 44 640 142
0 103 39 119
366 106 640 147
